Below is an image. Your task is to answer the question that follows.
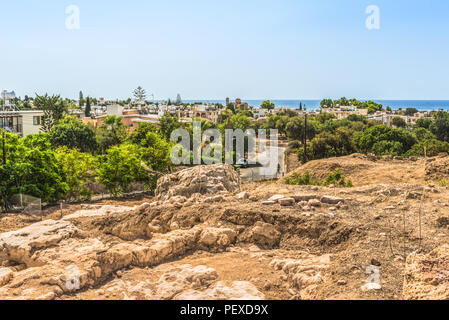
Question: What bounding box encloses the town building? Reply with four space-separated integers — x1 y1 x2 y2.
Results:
0 110 44 136
367 111 428 127
83 104 163 131
321 106 369 119
177 105 222 124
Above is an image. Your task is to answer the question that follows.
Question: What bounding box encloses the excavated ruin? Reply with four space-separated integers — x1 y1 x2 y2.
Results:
1 157 449 300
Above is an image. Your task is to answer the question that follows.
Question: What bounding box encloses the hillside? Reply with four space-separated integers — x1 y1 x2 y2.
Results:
283 153 427 186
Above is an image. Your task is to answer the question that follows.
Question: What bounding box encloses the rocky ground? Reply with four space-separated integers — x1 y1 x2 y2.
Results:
0 158 449 300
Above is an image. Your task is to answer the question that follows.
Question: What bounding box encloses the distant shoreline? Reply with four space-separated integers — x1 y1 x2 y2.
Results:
176 99 449 112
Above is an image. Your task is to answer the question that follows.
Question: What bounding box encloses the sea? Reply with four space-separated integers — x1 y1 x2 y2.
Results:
182 100 449 112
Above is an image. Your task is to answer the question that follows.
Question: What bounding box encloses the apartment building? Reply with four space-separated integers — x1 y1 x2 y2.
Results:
0 110 44 136
321 106 369 119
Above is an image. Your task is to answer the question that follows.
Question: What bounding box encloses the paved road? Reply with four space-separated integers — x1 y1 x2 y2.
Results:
240 146 286 182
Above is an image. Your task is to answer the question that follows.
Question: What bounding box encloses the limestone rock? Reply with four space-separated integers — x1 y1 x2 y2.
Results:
155 164 240 201
292 194 318 202
175 281 265 300
250 222 281 248
156 265 219 299
0 268 13 286
321 196 345 205
0 220 82 266
236 192 249 200
308 199 321 207
199 228 237 248
268 195 285 202
279 198 295 206
269 254 331 300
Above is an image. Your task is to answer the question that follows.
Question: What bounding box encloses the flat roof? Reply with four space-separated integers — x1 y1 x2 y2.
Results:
0 110 44 115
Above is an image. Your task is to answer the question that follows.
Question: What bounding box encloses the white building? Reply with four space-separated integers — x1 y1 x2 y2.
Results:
1 90 16 100
0 110 44 136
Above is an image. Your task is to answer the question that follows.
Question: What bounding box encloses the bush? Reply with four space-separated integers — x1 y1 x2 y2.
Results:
97 144 149 196
284 169 353 188
405 139 449 157
323 169 353 187
355 125 416 156
50 116 98 154
55 147 97 201
288 140 301 150
284 171 318 186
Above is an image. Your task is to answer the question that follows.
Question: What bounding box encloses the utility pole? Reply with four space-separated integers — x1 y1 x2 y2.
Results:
2 129 5 165
303 112 308 164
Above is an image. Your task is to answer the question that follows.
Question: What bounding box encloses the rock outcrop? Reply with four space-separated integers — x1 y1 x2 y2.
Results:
155 164 241 201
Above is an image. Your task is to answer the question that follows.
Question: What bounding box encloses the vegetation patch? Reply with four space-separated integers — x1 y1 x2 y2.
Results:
285 169 353 187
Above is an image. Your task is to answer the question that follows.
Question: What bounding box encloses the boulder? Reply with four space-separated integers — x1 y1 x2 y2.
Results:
236 192 249 200
250 222 281 248
292 194 318 202
308 199 321 207
199 228 237 248
321 196 345 205
279 198 295 206
155 164 240 201
268 195 285 202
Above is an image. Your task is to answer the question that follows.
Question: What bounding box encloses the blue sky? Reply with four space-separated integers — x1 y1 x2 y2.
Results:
1 0 449 100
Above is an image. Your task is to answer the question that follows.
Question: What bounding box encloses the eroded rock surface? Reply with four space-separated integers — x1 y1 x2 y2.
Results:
155 164 240 201
403 245 449 300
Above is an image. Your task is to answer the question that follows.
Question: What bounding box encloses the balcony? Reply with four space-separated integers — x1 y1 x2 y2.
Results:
0 124 22 135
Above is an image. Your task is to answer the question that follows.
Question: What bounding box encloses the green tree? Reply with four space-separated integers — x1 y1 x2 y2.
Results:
55 147 97 201
285 117 304 141
97 144 149 196
96 115 127 153
392 117 407 128
85 97 91 117
334 97 350 107
302 127 356 160
159 113 181 141
405 139 449 157
404 108 419 116
22 132 51 150
34 94 68 132
412 127 436 142
50 116 98 153
230 114 252 131
0 133 68 210
260 100 275 110
79 91 84 107
355 125 416 156
414 118 433 130
320 99 333 109
430 112 449 142
128 122 158 145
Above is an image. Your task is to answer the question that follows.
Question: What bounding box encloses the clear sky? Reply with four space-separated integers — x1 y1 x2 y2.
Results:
1 0 449 100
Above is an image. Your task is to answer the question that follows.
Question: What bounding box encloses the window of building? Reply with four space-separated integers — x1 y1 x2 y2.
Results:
33 116 41 125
